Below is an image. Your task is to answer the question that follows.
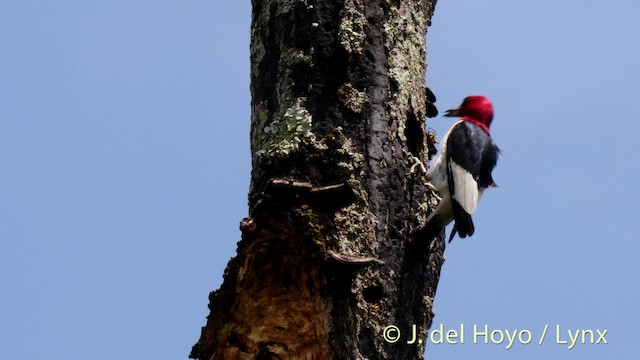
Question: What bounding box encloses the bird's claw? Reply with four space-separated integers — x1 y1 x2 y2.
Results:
409 156 427 174
425 182 440 198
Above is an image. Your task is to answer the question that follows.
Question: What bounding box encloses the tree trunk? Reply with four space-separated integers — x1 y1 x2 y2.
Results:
191 0 443 359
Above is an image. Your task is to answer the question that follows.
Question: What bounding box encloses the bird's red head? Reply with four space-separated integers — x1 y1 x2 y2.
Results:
444 96 494 133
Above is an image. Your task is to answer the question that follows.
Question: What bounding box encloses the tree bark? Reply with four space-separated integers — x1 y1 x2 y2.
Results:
191 0 443 359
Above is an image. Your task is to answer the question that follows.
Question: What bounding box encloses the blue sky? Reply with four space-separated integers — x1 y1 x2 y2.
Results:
1 1 638 359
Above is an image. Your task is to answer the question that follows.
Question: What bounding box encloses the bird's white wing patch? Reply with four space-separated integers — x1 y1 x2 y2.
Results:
450 161 480 214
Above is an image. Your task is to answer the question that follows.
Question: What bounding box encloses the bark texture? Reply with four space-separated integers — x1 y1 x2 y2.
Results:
192 0 444 359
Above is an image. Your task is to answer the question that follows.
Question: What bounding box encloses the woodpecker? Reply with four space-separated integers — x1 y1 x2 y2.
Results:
425 96 500 242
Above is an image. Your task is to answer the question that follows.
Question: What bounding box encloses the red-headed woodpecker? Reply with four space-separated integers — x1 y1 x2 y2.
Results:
426 96 500 242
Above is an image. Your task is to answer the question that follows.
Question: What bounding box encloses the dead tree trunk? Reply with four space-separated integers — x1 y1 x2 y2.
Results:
191 0 443 359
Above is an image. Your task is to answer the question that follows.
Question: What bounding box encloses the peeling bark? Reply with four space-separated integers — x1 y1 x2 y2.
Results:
192 0 444 359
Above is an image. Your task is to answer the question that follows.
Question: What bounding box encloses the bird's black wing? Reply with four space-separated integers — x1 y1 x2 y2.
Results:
445 121 499 240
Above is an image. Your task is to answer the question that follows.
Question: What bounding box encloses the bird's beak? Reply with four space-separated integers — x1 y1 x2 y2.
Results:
444 107 461 117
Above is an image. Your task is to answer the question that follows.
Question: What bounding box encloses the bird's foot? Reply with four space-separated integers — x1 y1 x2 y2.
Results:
409 156 427 174
425 182 440 199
